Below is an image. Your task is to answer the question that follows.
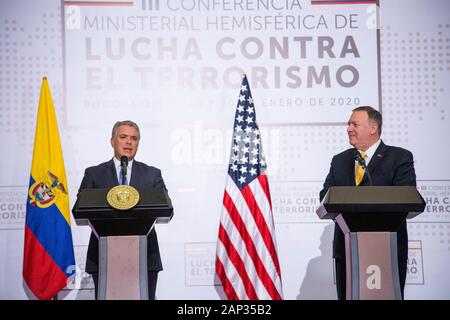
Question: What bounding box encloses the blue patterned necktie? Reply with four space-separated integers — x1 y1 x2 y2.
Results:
119 166 128 185
121 173 128 185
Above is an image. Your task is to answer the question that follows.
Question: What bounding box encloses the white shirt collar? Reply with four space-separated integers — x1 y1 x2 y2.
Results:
357 139 381 165
113 157 133 184
113 157 133 169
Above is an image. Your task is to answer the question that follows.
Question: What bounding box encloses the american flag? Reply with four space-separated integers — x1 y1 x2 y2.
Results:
215 75 283 300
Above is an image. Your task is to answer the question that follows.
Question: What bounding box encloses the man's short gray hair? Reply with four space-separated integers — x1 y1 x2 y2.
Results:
111 120 140 140
352 106 382 135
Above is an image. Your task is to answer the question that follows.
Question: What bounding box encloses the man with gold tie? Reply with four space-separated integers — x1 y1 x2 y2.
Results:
319 106 417 300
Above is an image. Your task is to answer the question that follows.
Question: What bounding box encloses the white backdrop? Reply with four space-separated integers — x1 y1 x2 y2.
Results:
0 0 449 300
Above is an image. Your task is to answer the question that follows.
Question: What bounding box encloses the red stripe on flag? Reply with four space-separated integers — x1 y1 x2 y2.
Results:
241 184 281 276
258 174 272 211
215 257 239 300
23 226 69 300
217 224 257 299
223 190 282 300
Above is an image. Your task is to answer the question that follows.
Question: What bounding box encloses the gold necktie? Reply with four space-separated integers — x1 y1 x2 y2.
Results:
355 152 367 186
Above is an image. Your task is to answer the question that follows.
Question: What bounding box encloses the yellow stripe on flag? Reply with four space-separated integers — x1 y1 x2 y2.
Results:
30 78 71 225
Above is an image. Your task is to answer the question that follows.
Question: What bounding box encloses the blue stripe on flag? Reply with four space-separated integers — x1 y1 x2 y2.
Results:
26 176 75 278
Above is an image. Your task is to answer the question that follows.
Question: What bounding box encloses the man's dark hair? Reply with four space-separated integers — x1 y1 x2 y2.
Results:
111 120 140 140
352 106 382 135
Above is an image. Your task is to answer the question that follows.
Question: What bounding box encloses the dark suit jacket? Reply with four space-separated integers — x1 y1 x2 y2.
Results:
79 158 167 273
319 141 416 261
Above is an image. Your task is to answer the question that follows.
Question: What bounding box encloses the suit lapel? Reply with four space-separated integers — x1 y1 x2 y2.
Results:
107 158 119 186
129 160 139 187
346 150 357 186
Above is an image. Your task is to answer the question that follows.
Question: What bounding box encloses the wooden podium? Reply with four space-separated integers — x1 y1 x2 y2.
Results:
316 186 425 300
72 187 173 300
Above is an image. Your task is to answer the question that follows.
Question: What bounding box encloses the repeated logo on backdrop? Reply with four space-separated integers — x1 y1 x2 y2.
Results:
184 242 219 287
0 186 27 230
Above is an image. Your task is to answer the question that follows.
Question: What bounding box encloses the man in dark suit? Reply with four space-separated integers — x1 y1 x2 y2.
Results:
79 120 168 299
319 106 416 300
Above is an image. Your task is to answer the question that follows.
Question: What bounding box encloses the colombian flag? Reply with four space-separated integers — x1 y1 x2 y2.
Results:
23 78 75 300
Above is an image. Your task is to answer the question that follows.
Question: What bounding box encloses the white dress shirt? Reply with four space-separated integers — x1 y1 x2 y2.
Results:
113 157 133 185
357 139 381 167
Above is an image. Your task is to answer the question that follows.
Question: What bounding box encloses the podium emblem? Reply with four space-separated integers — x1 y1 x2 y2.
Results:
107 185 140 210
